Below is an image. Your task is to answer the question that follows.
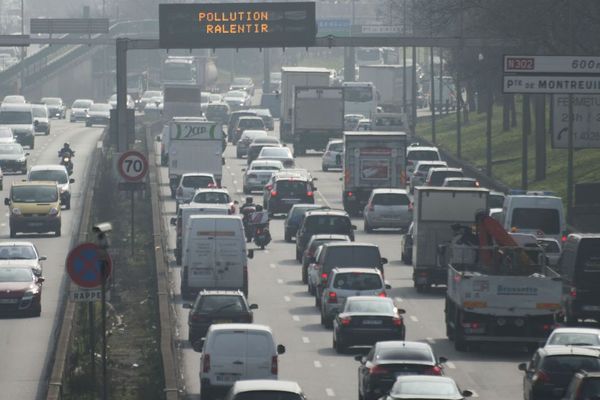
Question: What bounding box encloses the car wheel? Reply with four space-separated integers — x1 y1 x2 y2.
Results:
322 165 328 172
302 266 308 284
200 382 212 400
55 228 61 237
243 186 250 195
334 333 346 353
284 231 292 243
65 199 71 210
364 219 373 233
29 140 34 149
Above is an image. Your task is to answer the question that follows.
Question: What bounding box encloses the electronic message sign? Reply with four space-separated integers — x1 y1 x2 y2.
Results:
159 2 316 49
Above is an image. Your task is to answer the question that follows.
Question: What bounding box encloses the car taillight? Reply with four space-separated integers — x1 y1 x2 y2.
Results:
424 366 442 375
328 291 337 303
392 317 403 326
271 190 278 197
562 232 569 243
368 203 374 211
347 191 353 197
570 287 577 298
271 356 278 374
369 365 389 375
534 370 550 383
176 187 183 197
202 354 210 373
408 202 414 211
340 316 351 326
191 314 206 322
321 272 328 282
378 291 387 298
307 191 313 197
474 181 480 187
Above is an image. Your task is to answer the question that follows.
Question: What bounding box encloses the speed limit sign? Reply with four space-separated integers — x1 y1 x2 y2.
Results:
117 150 148 182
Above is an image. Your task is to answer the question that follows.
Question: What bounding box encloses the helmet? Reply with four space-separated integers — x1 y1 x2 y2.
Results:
63 142 70 148
245 197 253 204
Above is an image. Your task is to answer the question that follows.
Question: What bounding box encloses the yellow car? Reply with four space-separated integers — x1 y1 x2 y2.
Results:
4 181 61 238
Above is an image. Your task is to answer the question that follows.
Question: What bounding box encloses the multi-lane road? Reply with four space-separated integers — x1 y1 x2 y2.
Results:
155 120 529 400
0 119 103 399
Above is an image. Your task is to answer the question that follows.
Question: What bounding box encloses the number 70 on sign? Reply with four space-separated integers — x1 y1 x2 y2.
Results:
117 150 148 182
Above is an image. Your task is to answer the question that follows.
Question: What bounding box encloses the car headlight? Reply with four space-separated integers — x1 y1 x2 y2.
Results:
11 207 21 215
23 288 38 299
49 207 59 216
18 158 26 163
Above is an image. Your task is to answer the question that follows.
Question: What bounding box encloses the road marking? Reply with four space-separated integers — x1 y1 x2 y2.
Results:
394 296 403 303
292 315 300 322
410 315 419 322
269 263 276 269
264 250 270 254
325 388 335 397
445 361 456 369
0 223 5 227
230 172 235 176
284 296 291 302
316 190 331 208
302 336 310 343
470 390 479 398
426 337 435 344
96 141 102 149
233 180 237 184
277 278 283 284
313 360 322 368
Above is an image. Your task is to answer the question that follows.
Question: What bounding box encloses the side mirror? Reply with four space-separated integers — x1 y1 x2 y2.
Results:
155 135 162 142
241 168 246 172
192 339 204 353
34 120 39 126
4 198 10 206
396 308 406 314
385 282 392 290
69 178 75 184
182 303 192 309
354 355 365 363
39 256 47 261
518 362 528 372
170 217 177 226
461 390 473 398
351 225 357 230
381 257 388 264
438 356 448 364
313 187 318 191
247 249 254 259
37 276 45 284
25 152 30 156
277 344 286 354
249 304 258 310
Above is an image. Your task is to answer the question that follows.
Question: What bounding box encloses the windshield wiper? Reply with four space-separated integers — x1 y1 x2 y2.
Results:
210 303 241 313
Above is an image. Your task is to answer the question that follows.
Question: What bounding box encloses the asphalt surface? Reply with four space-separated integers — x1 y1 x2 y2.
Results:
0 118 104 400
156 116 529 400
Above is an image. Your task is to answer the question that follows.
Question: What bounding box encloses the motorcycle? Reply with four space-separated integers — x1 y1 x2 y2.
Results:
59 151 74 175
250 210 271 250
240 205 257 243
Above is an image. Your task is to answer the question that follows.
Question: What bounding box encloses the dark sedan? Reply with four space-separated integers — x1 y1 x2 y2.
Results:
0 267 44 317
184 290 257 345
379 376 473 400
333 297 405 353
356 341 447 400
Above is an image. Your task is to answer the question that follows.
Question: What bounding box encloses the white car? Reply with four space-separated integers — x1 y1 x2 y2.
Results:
2 95 26 104
85 103 111 126
198 324 285 400
0 126 15 144
537 237 561 267
243 159 284 194
0 241 46 276
175 173 217 207
108 94 135 109
190 188 237 214
224 90 251 111
544 327 600 347
409 160 448 192
236 129 268 158
28 165 75 209
406 145 442 180
322 139 343 171
70 99 94 122
363 188 412 232
225 380 305 400
257 146 294 168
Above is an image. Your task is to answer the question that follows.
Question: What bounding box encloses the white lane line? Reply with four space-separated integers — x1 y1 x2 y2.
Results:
445 361 456 369
426 337 435 344
96 141 102 149
264 250 270 254
302 336 310 344
233 180 237 184
292 315 300 322
410 315 419 322
284 296 291 302
277 278 283 284
470 390 479 398
0 223 5 227
230 172 235 176
269 263 276 269
325 388 335 397
394 296 403 303
313 360 322 368
316 190 332 208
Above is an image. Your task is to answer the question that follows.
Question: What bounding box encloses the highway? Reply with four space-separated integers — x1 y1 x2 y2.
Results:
0 119 104 399
155 118 528 400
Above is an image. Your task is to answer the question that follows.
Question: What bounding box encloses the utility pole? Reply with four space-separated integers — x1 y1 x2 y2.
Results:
522 94 531 190
566 0 574 224
20 0 24 61
430 47 436 143
456 0 464 158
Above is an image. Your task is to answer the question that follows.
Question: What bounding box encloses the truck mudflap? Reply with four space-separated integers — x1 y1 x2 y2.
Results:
413 266 447 290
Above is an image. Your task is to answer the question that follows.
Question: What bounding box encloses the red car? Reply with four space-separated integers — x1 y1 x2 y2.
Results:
0 267 44 317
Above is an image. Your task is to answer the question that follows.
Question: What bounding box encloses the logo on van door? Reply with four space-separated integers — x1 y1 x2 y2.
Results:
196 230 236 237
175 123 218 140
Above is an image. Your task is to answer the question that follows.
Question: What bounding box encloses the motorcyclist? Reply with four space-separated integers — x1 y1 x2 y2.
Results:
240 197 257 242
58 143 75 158
250 204 271 249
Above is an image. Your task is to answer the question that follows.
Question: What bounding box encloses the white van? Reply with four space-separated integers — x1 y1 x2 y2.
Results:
181 215 250 299
502 193 567 243
198 324 286 400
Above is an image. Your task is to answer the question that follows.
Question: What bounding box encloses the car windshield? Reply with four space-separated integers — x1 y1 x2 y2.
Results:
431 171 463 186
0 111 32 124
240 119 264 129
376 347 433 362
345 299 393 313
489 193 505 209
234 392 302 400
512 208 560 234
227 91 246 99
181 176 214 188
32 106 47 118
0 144 23 154
0 268 32 282
193 192 230 204
333 273 382 290
11 185 58 203
408 150 440 161
0 128 12 138
0 245 36 260
542 356 600 373
195 295 245 313
260 148 290 158
233 77 252 85
372 193 410 206
328 142 343 152
307 216 351 233
72 100 92 108
142 91 161 99
547 332 600 346
42 98 61 105
277 180 308 193
90 104 111 111
29 170 68 184
391 380 459 397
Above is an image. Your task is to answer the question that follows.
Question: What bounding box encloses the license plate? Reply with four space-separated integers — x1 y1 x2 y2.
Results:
213 319 231 324
28 222 44 227
282 199 300 203
363 319 383 325
0 299 18 304
583 305 600 311
216 373 240 382
191 268 212 275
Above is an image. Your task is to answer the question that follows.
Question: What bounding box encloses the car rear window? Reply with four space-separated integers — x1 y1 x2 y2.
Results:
193 192 230 204
511 208 560 234
324 247 381 268
542 355 600 373
345 299 393 313
416 163 442 173
306 216 351 233
408 150 440 161
182 176 214 188
240 119 264 129
376 347 433 362
276 180 308 193
431 171 463 186
328 142 343 152
372 193 410 206
333 272 382 290
196 295 245 313
392 381 459 397
234 392 303 400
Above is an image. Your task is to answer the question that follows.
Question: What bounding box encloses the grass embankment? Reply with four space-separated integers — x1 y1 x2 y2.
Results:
64 141 163 399
418 98 600 201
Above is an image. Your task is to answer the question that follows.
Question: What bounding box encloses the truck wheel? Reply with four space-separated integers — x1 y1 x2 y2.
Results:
454 313 467 351
284 231 292 242
446 322 455 340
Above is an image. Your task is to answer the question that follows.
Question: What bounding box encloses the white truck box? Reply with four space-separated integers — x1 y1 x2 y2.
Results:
162 85 203 122
359 64 414 113
181 215 248 299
